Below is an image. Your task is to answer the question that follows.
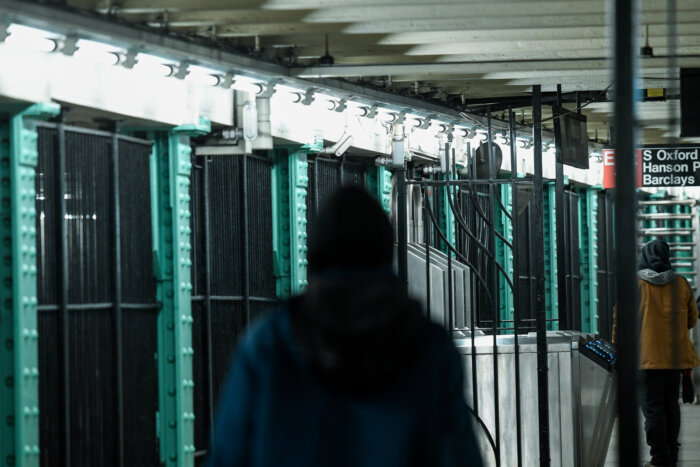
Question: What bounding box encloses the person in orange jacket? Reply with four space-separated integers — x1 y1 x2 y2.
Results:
614 239 700 467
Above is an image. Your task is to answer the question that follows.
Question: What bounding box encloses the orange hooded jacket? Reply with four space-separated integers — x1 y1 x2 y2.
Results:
613 270 700 370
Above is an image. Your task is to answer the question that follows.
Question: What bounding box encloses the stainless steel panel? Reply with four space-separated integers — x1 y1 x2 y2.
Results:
453 333 616 467
406 243 472 328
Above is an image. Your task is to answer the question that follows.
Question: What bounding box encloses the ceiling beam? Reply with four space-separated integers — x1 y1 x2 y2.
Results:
102 0 569 12
403 37 700 55
293 57 700 78
251 24 700 48
109 0 698 17
208 11 700 37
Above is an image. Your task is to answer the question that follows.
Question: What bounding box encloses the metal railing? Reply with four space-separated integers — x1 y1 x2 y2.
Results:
396 102 551 466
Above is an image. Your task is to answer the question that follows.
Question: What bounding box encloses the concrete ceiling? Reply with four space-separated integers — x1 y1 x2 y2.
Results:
67 0 700 145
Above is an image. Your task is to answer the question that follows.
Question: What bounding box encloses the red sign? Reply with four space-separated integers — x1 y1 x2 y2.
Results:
602 149 642 189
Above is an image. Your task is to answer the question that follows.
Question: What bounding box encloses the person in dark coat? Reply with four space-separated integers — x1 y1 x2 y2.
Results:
207 186 483 467
615 239 699 467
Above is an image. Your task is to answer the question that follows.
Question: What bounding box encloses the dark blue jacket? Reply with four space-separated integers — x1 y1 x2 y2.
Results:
207 308 483 467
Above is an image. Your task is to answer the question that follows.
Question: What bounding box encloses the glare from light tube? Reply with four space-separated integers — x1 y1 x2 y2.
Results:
4 24 57 53
346 101 368 117
73 39 121 66
380 111 397 124
185 65 220 86
229 75 264 94
310 91 334 110
132 53 173 77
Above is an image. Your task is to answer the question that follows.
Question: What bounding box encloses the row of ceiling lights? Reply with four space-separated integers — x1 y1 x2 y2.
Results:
0 23 589 158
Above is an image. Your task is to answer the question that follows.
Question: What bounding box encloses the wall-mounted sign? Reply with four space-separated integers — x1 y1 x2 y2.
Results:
602 146 700 188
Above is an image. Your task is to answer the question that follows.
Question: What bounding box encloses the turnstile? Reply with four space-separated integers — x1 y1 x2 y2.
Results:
454 332 616 467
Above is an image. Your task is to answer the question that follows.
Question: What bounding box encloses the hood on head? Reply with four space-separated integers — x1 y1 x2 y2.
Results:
639 239 672 273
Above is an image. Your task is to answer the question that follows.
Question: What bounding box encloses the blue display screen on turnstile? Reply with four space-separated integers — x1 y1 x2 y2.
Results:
580 336 617 371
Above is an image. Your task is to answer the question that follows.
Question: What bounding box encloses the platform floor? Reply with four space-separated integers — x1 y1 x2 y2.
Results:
604 403 700 466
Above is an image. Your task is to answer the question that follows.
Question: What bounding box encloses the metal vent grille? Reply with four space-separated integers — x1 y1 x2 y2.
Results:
306 156 368 229
190 154 277 461
596 191 616 342
35 124 157 467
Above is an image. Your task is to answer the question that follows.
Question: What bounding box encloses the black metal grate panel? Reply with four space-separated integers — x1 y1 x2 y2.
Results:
190 154 277 455
191 299 208 454
121 308 159 466
35 125 157 467
64 132 113 305
306 156 369 230
36 127 58 305
597 191 616 341
36 309 60 465
209 156 244 297
514 203 536 330
191 156 207 297
119 141 157 304
247 157 276 299
562 190 582 331
67 308 116 466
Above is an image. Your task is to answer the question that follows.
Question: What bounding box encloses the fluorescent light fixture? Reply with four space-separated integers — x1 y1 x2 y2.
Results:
274 83 302 103
228 75 264 94
346 101 369 117
309 91 334 110
4 24 57 53
74 39 121 66
185 64 220 86
380 111 398 124
132 53 173 77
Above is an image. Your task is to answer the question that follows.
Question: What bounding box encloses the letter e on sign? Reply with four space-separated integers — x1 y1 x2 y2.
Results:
603 149 616 188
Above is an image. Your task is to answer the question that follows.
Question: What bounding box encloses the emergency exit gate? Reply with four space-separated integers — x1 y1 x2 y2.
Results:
397 104 623 465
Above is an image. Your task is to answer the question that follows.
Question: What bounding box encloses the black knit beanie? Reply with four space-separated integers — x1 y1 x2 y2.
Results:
307 186 393 275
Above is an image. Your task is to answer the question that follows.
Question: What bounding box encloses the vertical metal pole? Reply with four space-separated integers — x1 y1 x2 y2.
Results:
447 151 454 330
397 167 408 290
576 91 582 115
152 130 198 467
553 85 568 330
202 157 215 438
465 141 479 417
271 148 309 298
614 0 640 465
486 109 500 466
509 109 523 467
57 122 71 467
110 132 125 467
424 185 431 319
242 155 251 323
532 85 551 467
313 157 319 213
0 104 57 467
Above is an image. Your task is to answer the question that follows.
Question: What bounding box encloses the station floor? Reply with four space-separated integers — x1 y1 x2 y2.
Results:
604 403 700 466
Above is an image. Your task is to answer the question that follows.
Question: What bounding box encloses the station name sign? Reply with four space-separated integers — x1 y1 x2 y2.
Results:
602 146 700 188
